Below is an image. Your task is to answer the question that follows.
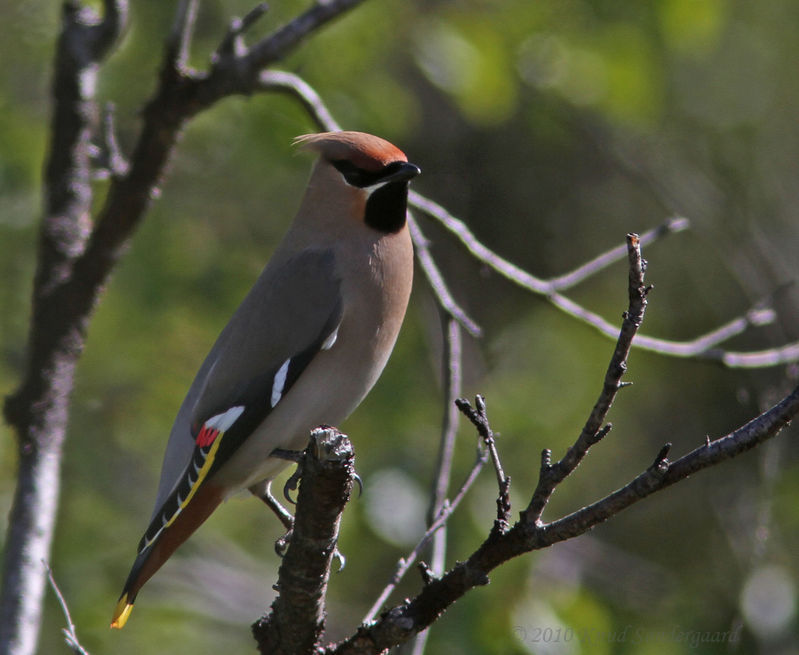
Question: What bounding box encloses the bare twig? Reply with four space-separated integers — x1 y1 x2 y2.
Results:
216 3 270 60
371 317 466 655
43 562 89 655
455 396 508 497
548 216 690 290
244 0 367 72
362 450 487 626
524 234 648 523
167 0 199 71
428 317 463 529
408 190 798 367
258 70 342 132
541 384 799 541
90 103 128 179
713 342 799 368
408 215 482 337
455 395 511 531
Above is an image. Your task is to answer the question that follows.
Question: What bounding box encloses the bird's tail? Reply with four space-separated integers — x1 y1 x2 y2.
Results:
110 482 224 629
111 550 149 628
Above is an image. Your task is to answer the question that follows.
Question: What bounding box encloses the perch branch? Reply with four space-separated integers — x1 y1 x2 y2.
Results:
252 427 355 655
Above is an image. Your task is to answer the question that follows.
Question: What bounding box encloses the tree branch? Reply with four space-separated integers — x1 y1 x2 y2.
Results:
0 4 126 655
548 216 689 290
252 428 356 655
324 236 799 655
258 70 342 132
362 449 487 627
167 0 200 71
408 191 798 367
455 395 511 530
524 234 648 523
1 4 366 655
408 215 482 337
43 562 90 655
244 0 368 73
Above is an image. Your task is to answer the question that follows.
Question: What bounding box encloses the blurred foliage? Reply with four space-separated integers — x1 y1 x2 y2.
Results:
2 0 799 653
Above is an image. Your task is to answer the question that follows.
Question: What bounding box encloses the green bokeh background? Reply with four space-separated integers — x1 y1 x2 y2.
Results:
2 1 798 653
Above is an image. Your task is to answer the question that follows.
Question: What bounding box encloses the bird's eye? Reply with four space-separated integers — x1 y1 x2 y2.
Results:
332 160 409 189
332 160 369 186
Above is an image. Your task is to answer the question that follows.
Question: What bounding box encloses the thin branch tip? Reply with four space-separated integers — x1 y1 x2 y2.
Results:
650 443 672 473
665 216 691 232
418 561 435 585
454 397 475 421
218 3 270 58
595 424 612 442
43 560 89 655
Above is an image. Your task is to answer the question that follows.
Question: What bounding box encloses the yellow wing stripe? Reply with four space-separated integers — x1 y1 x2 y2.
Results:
141 433 225 552
165 434 223 530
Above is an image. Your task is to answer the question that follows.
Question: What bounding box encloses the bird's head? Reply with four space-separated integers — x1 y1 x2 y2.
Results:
294 131 420 234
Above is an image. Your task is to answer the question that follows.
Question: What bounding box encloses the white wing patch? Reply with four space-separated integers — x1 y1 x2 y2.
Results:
321 325 339 351
270 359 291 408
205 405 245 432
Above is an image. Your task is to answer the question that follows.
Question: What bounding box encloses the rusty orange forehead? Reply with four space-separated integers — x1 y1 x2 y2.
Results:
294 131 408 172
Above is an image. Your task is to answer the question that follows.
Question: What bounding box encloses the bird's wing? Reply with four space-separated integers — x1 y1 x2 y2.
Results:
141 249 342 550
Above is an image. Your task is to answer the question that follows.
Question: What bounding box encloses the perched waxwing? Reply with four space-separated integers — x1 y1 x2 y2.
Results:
111 131 420 628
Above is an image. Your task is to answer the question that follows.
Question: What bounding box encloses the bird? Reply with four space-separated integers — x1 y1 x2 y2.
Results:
111 131 420 629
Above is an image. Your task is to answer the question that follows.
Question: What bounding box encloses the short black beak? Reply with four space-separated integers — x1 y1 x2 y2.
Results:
383 161 421 184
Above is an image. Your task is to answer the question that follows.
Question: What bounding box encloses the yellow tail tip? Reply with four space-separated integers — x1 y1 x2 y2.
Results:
110 594 134 629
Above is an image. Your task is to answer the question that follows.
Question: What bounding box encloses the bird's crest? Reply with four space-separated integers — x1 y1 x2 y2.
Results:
294 131 408 172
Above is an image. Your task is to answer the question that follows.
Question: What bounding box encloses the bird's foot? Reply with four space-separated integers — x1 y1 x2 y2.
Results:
270 447 305 504
253 481 295 556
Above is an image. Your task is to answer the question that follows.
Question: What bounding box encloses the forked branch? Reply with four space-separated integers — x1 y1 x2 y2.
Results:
325 236 799 655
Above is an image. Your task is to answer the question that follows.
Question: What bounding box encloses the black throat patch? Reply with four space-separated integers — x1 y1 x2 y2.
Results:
364 182 409 234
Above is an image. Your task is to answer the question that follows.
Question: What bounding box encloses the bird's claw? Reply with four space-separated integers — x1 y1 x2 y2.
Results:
275 529 293 557
270 447 305 504
283 464 303 505
333 547 346 571
352 471 363 497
